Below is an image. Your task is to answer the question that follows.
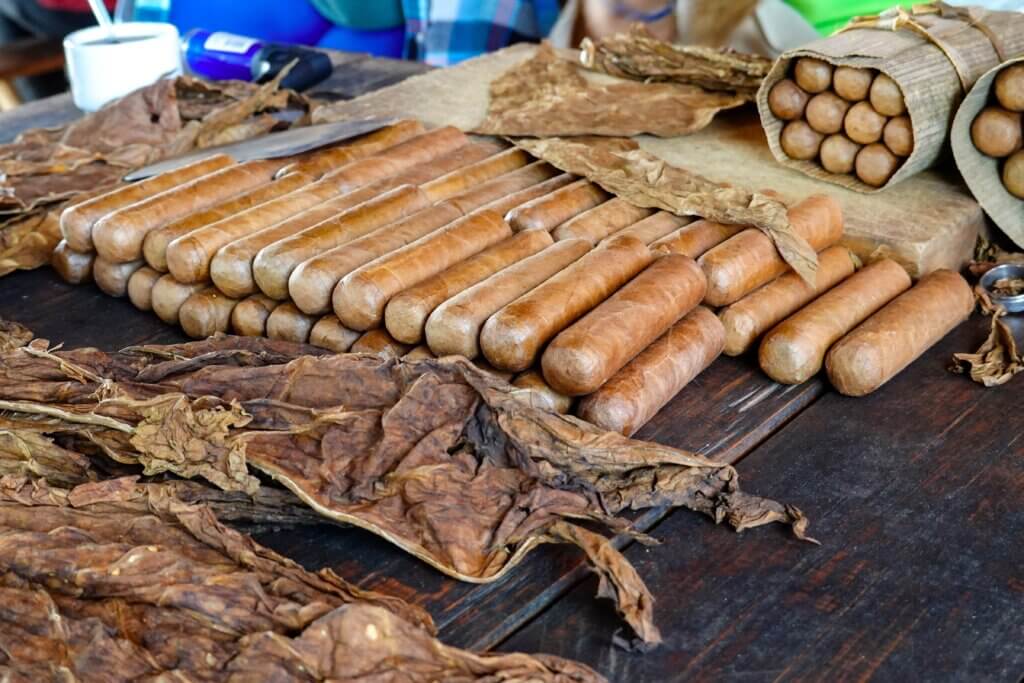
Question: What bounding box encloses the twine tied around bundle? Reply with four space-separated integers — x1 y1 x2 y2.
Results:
837 1 1008 92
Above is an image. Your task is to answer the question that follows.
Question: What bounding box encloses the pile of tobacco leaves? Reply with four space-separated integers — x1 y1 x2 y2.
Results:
0 328 813 678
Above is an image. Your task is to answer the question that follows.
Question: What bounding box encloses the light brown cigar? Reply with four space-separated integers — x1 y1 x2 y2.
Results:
91 160 281 263
420 147 531 202
151 274 206 325
265 302 317 343
605 212 690 246
276 120 426 178
425 238 591 359
309 314 361 352
143 172 312 272
350 328 412 359
231 294 280 336
178 288 239 339
511 370 573 414
577 306 724 436
93 257 143 298
758 258 911 385
505 179 610 232
60 154 233 252
52 240 94 284
126 265 161 311
652 218 744 259
551 198 654 244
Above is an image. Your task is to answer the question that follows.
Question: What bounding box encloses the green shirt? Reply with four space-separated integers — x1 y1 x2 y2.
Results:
785 0 915 35
309 0 404 30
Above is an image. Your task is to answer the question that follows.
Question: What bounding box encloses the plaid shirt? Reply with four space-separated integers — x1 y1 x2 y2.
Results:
402 0 560 66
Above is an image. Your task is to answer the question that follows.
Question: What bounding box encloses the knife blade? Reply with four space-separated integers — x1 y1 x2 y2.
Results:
123 117 399 182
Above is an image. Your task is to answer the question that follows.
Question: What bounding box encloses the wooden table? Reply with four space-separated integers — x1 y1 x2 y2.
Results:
2 52 1022 682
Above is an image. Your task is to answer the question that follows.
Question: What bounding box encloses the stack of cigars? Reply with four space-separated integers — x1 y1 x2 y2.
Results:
970 63 1024 199
768 57 912 187
53 120 973 438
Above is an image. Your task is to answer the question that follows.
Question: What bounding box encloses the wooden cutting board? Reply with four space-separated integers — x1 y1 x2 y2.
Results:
314 44 983 277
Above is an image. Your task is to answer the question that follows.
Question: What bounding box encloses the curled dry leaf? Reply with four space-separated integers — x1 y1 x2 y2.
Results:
0 318 31 352
0 335 813 647
951 306 1023 387
0 475 603 681
474 42 746 138
579 25 771 99
514 135 819 284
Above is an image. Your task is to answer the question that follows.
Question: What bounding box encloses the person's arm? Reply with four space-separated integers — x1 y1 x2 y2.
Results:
576 0 677 43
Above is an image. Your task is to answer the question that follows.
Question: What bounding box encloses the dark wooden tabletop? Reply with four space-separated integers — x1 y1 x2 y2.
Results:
1 52 1021 683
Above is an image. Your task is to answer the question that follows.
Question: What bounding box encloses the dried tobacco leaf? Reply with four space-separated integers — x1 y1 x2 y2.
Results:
474 43 746 138
514 135 819 284
992 277 1024 296
579 25 771 98
951 308 1023 387
0 475 602 681
0 318 31 352
0 335 813 647
968 236 1024 277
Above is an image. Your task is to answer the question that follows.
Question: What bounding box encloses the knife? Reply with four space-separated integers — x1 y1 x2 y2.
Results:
123 117 399 182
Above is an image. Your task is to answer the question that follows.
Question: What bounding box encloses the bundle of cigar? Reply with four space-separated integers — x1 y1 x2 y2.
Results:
767 58 911 188
970 63 1024 199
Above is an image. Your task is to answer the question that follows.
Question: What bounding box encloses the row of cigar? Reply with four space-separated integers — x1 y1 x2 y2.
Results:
969 63 1024 199
768 57 911 187
52 121 971 438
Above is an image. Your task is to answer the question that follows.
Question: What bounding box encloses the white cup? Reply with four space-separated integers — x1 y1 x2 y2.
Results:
64 22 183 112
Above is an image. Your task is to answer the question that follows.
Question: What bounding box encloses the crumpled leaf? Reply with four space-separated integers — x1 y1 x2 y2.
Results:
474 43 746 138
0 335 814 647
951 306 1023 387
579 25 771 99
968 236 1024 277
0 318 31 351
0 476 599 682
0 210 62 278
514 135 819 284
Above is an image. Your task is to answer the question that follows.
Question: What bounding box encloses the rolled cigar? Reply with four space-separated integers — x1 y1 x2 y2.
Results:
542 254 706 395
505 179 610 232
93 257 142 297
248 185 430 300
60 154 233 252
179 288 239 339
855 143 900 187
794 57 832 94
247 143 501 300
995 64 1024 112
402 344 435 361
844 101 887 145
819 134 862 175
481 235 653 372
577 306 724 436
350 328 412 359
51 240 94 284
652 218 743 259
265 302 317 343
231 294 279 336
699 195 844 307
826 270 973 396
971 107 1023 158
869 73 906 117
780 120 824 160
309 314 361 352
476 173 576 216
277 120 426 178
126 265 161 311
511 370 573 414
289 204 464 316
334 209 512 331
442 161 562 215
92 160 281 263
1004 149 1024 198
425 238 591 359
833 66 874 102
767 79 809 120
151 274 205 325
143 172 312 272
420 147 531 202
758 258 911 385
551 198 654 244
384 230 553 344
719 245 858 356
604 212 690 245
320 126 471 190
805 92 851 135
882 116 914 157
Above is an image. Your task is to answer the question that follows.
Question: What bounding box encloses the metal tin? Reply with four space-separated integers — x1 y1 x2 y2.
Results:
980 263 1024 313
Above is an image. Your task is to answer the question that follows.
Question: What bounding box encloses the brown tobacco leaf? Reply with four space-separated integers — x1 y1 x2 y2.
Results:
992 277 1024 296
0 476 601 682
515 135 819 284
0 210 63 278
0 335 812 647
967 236 1024 277
474 42 746 138
952 308 1023 387
579 25 771 99
0 318 31 351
